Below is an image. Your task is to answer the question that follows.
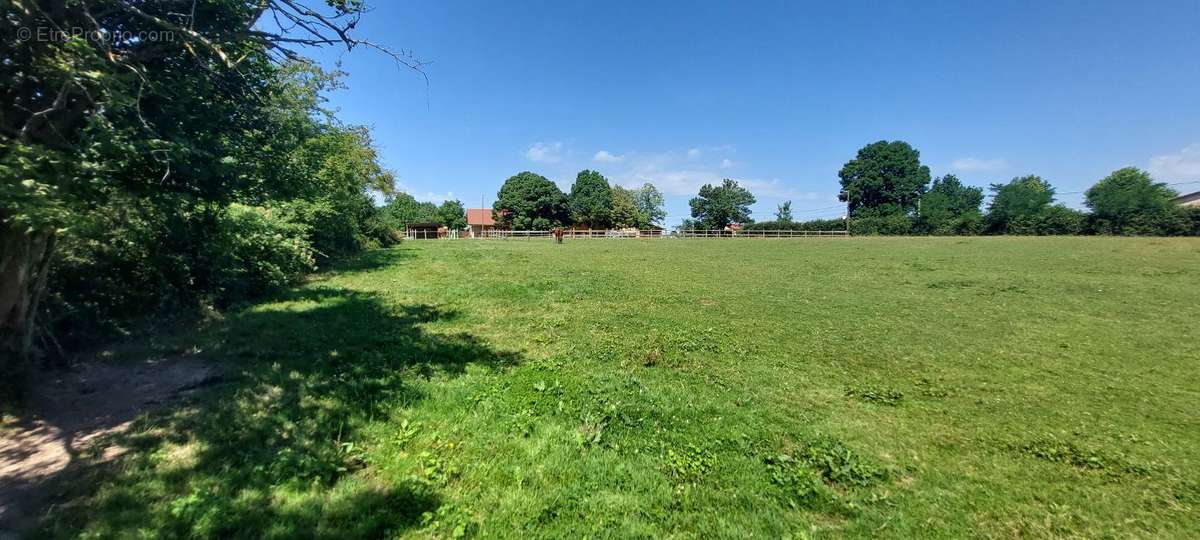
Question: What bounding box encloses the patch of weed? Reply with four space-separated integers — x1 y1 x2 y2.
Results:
844 385 904 406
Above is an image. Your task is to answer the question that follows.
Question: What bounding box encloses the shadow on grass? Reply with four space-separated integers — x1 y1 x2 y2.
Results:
33 287 520 539
322 247 414 275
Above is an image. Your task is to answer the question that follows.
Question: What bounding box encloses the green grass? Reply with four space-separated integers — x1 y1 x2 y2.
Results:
38 237 1200 538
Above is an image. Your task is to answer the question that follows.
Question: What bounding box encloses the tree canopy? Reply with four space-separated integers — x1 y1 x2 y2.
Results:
986 176 1056 233
689 180 756 229
438 200 468 230
1085 167 1179 234
493 172 569 230
918 175 984 234
610 186 643 229
775 201 793 223
632 183 667 227
568 170 614 228
838 141 930 216
1 0 421 368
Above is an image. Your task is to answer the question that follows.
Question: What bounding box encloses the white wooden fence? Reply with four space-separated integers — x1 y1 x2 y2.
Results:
407 229 849 239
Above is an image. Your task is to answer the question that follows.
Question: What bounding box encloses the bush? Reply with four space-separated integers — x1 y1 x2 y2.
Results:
849 211 914 235
1090 207 1192 236
1008 205 1086 235
743 219 846 232
916 212 984 235
208 204 316 304
1186 207 1200 236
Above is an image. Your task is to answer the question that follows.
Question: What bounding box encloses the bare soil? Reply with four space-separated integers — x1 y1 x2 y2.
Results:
0 356 219 538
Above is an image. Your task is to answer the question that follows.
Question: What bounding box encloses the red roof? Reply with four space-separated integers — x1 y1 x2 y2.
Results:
467 208 495 226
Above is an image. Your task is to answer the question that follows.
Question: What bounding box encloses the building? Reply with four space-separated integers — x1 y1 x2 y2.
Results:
1173 191 1200 207
467 208 499 237
406 223 445 239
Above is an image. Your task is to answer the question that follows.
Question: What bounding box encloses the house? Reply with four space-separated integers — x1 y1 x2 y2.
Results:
1173 191 1200 207
467 208 499 237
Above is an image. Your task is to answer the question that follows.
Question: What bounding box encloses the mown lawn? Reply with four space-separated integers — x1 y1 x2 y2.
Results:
39 237 1200 538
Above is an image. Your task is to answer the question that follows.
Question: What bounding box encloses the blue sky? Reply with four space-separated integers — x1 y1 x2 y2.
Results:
302 0 1200 225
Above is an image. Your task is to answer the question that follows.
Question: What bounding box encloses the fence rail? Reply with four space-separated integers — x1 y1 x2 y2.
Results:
408 229 850 239
675 229 849 238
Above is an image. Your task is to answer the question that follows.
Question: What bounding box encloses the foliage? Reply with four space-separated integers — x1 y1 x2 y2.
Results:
743 218 846 231
493 171 569 230
208 204 316 304
688 179 756 229
849 209 915 235
1008 205 1087 236
986 176 1056 233
917 175 984 235
0 1 410 367
568 170 614 228
438 200 468 230
1085 167 1181 235
383 193 439 230
610 186 644 229
775 201 793 222
838 141 930 217
632 183 667 226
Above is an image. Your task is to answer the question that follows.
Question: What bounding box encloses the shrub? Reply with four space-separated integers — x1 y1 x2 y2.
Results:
743 218 847 232
849 211 914 235
1008 205 1086 235
208 204 316 304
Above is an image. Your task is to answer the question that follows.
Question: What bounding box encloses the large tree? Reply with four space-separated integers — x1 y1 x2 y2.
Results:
438 199 468 230
568 170 613 228
632 183 667 226
1085 167 1180 235
838 141 930 216
917 174 984 234
610 186 644 229
986 175 1055 233
382 193 438 229
689 179 756 229
493 172 569 230
1 0 422 361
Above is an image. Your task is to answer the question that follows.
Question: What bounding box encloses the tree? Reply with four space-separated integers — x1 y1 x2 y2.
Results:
986 176 1055 233
2 0 423 364
689 180 756 229
382 193 438 230
493 172 569 230
775 201 794 222
610 186 644 229
438 200 468 230
917 175 984 235
1084 167 1180 235
838 141 930 216
632 183 667 226
568 170 614 228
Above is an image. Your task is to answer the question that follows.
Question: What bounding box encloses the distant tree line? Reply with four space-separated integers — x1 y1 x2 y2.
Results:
484 170 666 230
831 141 1198 236
739 141 1199 236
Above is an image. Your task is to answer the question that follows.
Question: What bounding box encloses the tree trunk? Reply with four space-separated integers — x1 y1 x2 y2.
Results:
1 221 57 364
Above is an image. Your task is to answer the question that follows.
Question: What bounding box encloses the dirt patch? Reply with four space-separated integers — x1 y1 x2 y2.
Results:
0 356 220 537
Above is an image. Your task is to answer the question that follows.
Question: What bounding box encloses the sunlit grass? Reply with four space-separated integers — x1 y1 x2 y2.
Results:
41 237 1200 538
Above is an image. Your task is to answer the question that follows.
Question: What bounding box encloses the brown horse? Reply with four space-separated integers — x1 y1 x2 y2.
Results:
553 226 564 244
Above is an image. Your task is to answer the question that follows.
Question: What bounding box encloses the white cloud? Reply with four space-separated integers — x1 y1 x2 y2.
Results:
1149 144 1200 179
524 141 563 163
950 157 1007 173
720 158 734 169
593 150 623 163
687 147 702 158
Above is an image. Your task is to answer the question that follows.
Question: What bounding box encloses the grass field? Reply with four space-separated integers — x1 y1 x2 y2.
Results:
37 237 1200 538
